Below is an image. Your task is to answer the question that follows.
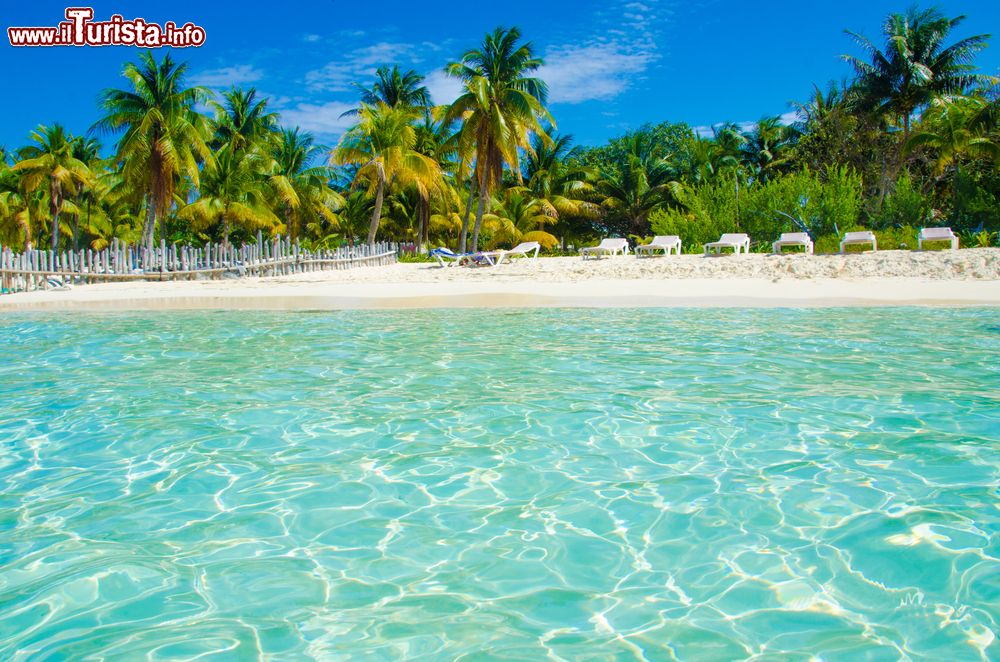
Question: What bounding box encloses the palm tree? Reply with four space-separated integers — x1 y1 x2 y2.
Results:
328 189 375 245
178 145 278 247
0 164 33 249
342 65 431 117
842 7 991 140
78 169 144 250
740 117 798 181
13 124 91 250
269 128 343 241
445 26 552 251
70 136 103 250
94 51 212 246
484 187 558 249
594 131 675 235
791 81 856 131
522 130 598 236
906 96 1000 173
211 87 279 152
332 103 441 245
411 117 457 250
673 134 741 185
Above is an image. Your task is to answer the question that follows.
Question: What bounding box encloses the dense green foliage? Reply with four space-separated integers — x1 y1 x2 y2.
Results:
1 7 997 253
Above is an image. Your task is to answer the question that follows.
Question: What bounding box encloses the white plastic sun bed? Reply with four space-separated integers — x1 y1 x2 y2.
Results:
430 247 469 267
704 233 750 255
918 227 959 250
635 235 682 257
581 238 629 259
840 231 877 253
772 232 814 255
485 241 541 266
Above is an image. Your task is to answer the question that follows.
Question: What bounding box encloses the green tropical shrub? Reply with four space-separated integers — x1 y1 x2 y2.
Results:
876 174 932 229
814 225 919 253
960 229 998 247
649 174 739 247
741 166 862 240
652 167 864 248
875 225 920 250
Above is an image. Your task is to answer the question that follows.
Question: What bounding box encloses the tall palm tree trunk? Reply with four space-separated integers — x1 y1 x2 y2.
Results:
285 206 296 241
422 198 430 248
366 179 385 245
470 182 488 252
158 211 167 245
417 198 427 253
50 210 61 251
49 184 61 251
20 213 32 251
459 180 477 253
222 214 231 250
143 193 156 247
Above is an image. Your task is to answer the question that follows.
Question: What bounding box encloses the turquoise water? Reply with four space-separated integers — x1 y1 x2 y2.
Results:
0 309 998 660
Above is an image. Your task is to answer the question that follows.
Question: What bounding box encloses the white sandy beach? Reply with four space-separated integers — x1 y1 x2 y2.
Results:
2 249 1000 310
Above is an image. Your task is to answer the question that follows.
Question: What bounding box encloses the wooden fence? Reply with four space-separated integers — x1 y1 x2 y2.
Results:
1 234 398 294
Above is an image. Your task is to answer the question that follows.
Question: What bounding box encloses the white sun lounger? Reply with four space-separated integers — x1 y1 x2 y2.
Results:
581 238 629 259
45 276 72 291
635 235 682 257
704 233 750 255
840 231 877 253
485 241 541 266
430 247 469 267
918 227 959 250
772 232 814 254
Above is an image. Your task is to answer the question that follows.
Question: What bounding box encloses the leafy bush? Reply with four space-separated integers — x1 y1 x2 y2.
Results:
742 166 862 240
875 174 932 229
397 253 436 263
649 174 739 247
814 225 919 253
950 167 1000 232
875 225 919 250
959 230 998 248
520 230 560 250
652 167 863 248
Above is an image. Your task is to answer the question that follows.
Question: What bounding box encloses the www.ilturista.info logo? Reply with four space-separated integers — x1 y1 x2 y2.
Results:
7 8 206 47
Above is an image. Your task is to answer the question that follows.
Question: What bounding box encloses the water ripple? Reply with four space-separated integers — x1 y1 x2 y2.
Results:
0 308 998 659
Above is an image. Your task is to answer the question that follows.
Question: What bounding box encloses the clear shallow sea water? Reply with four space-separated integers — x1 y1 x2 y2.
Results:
0 308 998 660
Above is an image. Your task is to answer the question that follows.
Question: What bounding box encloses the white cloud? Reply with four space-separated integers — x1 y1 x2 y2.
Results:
276 100 357 138
539 44 654 104
424 69 463 106
535 0 668 105
302 34 321 43
693 110 804 137
189 65 264 88
779 110 803 125
305 42 421 92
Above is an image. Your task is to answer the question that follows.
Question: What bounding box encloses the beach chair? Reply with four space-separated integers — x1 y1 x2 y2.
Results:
486 241 541 266
772 232 814 255
430 247 471 267
635 235 682 257
840 231 877 253
45 276 72 291
918 227 959 250
581 238 629 260
704 233 750 255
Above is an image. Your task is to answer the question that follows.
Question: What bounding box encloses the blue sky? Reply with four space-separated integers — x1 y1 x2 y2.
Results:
1 1 998 152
